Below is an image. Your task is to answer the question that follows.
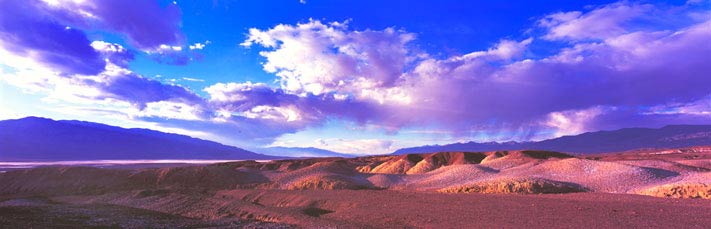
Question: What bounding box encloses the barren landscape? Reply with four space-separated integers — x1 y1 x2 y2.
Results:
3 0 711 227
2 147 711 227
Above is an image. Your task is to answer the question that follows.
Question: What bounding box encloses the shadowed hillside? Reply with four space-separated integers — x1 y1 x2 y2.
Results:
0 117 276 161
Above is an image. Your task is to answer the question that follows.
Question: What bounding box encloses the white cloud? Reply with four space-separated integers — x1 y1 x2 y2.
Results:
242 20 417 96
3 1 711 151
158 44 182 52
90 41 127 53
181 77 204 82
456 38 533 61
645 95 711 116
538 3 651 40
45 103 214 139
271 138 394 155
128 101 204 121
544 106 607 137
204 81 269 102
239 105 302 122
239 12 711 140
1 38 206 120
189 40 210 50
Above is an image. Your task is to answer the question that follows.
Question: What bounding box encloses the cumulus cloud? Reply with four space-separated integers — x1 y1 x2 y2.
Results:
181 77 204 82
146 44 203 66
318 138 393 155
0 0 212 111
645 95 711 116
130 101 204 121
203 81 382 128
401 18 710 135
95 65 205 109
242 20 418 96
189 40 210 50
538 3 652 40
0 0 289 147
90 41 134 67
0 52 276 146
0 0 105 75
544 106 608 137
1 55 205 112
0 0 203 68
40 0 185 51
536 1 709 41
3 0 711 152
454 38 533 61
239 2 711 140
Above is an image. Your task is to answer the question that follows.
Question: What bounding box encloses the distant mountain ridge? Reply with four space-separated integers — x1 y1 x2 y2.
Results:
255 146 355 158
0 117 277 161
392 125 711 155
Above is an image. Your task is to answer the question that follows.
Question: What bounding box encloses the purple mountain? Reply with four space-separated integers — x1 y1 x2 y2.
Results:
392 125 711 155
0 117 277 161
255 146 355 158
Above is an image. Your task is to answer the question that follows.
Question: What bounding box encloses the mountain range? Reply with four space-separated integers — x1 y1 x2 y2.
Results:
3 116 711 160
392 125 711 154
254 146 356 158
0 117 276 161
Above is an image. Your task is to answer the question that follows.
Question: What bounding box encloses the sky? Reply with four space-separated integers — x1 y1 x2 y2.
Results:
0 0 710 155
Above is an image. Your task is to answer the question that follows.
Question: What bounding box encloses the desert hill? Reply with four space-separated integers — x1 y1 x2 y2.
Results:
3 148 710 197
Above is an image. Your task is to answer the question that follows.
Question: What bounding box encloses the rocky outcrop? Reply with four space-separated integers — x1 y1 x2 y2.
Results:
439 178 586 194
639 183 711 199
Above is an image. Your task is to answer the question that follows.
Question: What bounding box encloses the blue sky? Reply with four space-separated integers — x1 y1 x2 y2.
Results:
129 0 625 91
0 0 709 155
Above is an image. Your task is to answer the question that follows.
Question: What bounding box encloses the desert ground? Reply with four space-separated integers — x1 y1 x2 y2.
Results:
1 147 711 227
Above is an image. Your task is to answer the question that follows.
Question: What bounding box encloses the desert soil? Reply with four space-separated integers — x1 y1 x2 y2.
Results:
1 147 711 227
2 190 711 228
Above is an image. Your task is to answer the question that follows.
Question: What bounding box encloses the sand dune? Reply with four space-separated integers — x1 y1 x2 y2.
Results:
404 164 497 190
504 158 678 193
272 161 374 190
